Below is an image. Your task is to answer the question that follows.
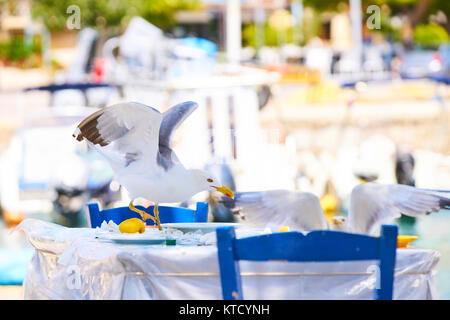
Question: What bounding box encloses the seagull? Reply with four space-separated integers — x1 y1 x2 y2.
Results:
220 183 450 234
73 101 234 229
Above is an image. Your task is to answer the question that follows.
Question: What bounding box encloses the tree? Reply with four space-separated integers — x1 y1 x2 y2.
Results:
31 0 200 32
302 0 449 30
413 22 449 47
301 0 450 43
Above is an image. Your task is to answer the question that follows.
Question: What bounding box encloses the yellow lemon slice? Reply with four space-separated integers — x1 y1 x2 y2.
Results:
278 226 290 232
119 218 146 234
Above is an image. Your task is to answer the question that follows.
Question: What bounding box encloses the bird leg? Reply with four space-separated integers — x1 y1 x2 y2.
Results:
153 204 162 231
129 201 156 223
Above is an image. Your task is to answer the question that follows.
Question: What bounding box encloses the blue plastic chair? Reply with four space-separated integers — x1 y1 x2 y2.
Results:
216 225 398 300
87 202 208 228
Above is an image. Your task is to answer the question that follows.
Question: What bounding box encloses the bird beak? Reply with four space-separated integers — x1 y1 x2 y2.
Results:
213 185 234 199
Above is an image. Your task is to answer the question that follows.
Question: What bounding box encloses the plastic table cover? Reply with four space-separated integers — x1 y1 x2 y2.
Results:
16 219 441 300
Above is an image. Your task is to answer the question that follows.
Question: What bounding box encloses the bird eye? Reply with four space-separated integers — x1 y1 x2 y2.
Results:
207 178 213 183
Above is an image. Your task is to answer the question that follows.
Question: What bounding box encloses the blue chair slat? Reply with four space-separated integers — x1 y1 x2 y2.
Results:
87 201 208 228
216 226 243 300
216 225 398 300
377 225 398 300
195 201 209 222
234 231 380 262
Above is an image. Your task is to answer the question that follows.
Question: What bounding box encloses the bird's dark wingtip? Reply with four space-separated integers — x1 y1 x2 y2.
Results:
439 197 450 210
218 196 237 209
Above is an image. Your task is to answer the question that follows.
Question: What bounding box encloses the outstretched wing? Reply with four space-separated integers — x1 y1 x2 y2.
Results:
157 101 198 170
73 101 162 173
349 182 450 234
220 190 328 231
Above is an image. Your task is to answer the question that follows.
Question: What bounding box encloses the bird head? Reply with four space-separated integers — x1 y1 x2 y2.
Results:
193 170 234 199
355 172 378 184
330 216 348 231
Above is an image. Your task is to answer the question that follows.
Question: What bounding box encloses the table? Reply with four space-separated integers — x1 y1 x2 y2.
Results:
18 219 441 300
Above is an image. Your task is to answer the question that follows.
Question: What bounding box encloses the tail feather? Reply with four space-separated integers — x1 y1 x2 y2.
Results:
218 194 248 220
218 192 258 209
417 188 450 210
220 196 237 209
439 197 450 210
422 189 450 194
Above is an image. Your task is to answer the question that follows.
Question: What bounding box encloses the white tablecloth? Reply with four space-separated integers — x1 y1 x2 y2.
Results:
17 219 441 300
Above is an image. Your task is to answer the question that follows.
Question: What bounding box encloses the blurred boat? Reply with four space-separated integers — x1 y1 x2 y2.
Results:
399 49 444 79
102 17 219 83
0 106 121 226
430 44 450 84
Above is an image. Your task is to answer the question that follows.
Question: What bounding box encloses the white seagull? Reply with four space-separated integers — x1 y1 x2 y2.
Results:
220 183 450 234
73 101 234 229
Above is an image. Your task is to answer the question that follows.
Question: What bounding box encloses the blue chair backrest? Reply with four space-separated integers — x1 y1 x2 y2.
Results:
216 225 398 300
87 202 208 228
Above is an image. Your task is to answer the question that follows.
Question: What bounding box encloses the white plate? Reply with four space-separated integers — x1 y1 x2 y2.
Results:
161 222 241 234
96 232 167 245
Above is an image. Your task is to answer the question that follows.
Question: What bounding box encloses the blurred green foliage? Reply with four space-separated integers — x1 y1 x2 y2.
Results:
243 8 321 48
243 23 294 48
364 7 402 42
413 23 449 48
0 35 42 67
303 0 450 43
303 0 448 18
31 0 200 31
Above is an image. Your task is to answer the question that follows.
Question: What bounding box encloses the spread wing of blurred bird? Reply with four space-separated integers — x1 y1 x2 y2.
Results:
220 189 328 231
348 183 450 234
221 183 450 234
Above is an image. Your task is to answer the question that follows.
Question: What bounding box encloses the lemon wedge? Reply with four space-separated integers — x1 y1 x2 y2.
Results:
373 235 419 248
118 218 146 234
397 235 419 248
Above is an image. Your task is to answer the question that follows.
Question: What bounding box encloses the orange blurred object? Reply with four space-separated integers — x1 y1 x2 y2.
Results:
3 210 25 227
